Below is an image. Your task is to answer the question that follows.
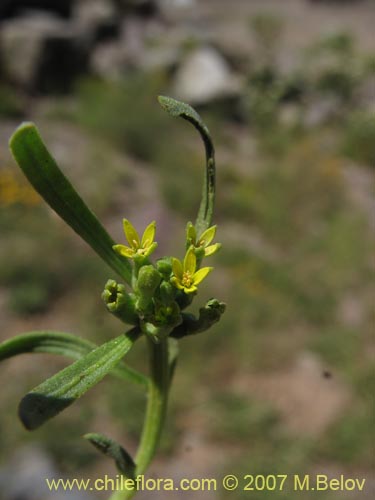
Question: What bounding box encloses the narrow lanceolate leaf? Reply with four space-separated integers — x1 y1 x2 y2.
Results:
158 96 216 235
18 328 140 430
9 123 132 284
84 433 135 478
0 331 148 387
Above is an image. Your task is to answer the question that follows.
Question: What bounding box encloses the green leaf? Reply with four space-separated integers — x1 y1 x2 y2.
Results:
0 331 148 387
84 433 135 478
9 123 132 284
158 96 216 235
18 328 140 430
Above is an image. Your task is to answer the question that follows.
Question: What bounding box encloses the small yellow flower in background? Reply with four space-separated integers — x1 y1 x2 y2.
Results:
171 247 213 294
113 219 157 259
186 222 221 257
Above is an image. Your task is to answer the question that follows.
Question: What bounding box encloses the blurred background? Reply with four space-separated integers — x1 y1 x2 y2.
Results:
0 0 374 499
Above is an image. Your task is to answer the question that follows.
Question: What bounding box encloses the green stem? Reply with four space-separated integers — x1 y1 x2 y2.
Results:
109 338 170 500
135 339 169 472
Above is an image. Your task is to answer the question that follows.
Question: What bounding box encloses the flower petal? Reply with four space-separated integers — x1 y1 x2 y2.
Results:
199 225 217 246
171 276 184 290
204 243 221 257
183 284 198 294
184 247 196 274
141 221 156 248
172 258 183 280
144 241 158 257
193 266 213 285
113 244 135 258
123 219 140 249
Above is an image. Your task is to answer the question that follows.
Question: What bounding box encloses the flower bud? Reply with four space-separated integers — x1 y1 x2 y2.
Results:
136 265 162 313
159 280 175 305
156 257 172 279
102 279 138 325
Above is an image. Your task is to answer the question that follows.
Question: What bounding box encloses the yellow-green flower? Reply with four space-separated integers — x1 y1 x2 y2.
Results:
171 247 213 294
186 222 221 257
113 219 157 259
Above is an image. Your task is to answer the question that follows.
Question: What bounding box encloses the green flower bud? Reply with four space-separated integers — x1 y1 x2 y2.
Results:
102 279 138 325
154 302 182 329
156 257 173 279
136 265 162 313
159 280 175 305
137 265 162 297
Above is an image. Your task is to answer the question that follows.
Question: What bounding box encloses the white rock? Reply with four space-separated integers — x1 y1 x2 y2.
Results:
173 46 243 105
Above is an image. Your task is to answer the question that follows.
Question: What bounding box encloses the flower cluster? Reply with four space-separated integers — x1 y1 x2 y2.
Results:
107 219 222 342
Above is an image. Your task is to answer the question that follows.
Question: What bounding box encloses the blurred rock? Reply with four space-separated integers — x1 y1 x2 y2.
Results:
74 0 120 44
90 15 141 78
90 40 126 79
172 46 243 105
0 0 74 20
160 0 196 9
90 10 171 78
140 45 180 71
303 96 340 127
0 445 92 500
0 12 88 93
115 0 160 18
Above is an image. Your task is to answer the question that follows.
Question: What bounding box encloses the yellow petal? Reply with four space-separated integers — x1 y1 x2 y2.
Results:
199 225 217 246
204 243 221 257
183 285 198 294
144 241 158 257
171 276 184 290
141 221 156 248
193 266 213 285
113 244 135 258
172 258 183 280
123 219 140 248
184 247 196 274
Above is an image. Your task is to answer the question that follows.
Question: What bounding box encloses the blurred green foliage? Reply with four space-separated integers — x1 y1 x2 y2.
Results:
342 112 375 165
71 73 172 161
207 391 280 443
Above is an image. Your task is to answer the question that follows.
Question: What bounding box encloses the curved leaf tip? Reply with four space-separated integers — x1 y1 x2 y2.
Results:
9 121 36 149
84 433 135 477
19 393 74 431
157 95 215 234
157 95 201 123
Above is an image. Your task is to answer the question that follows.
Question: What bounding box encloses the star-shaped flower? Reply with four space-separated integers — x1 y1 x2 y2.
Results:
186 223 221 257
113 219 157 260
171 247 213 294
